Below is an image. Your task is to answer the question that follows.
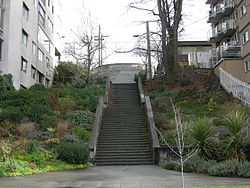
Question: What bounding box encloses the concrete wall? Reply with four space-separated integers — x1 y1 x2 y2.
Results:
214 59 250 83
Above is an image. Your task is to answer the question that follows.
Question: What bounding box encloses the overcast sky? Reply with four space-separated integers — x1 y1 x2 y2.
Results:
60 0 210 64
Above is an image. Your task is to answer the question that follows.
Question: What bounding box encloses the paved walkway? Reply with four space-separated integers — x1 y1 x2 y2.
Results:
0 165 250 188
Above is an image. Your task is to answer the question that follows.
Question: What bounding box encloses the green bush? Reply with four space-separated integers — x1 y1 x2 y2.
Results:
0 107 23 123
223 111 248 161
57 97 76 117
26 140 41 154
39 114 58 130
66 110 94 128
208 160 241 177
57 141 89 164
165 156 250 177
189 117 215 159
59 86 103 111
0 140 13 162
0 159 33 177
0 74 15 101
73 127 90 142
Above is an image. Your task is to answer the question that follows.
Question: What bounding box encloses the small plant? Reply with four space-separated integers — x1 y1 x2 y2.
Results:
57 141 89 164
57 97 76 117
66 110 94 129
18 122 35 139
39 114 58 130
46 89 59 110
223 111 248 161
57 122 68 139
26 140 41 154
73 127 90 142
189 117 215 159
0 140 12 162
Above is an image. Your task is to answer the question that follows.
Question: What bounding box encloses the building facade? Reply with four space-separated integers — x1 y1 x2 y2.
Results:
0 0 61 89
178 41 212 68
207 0 250 83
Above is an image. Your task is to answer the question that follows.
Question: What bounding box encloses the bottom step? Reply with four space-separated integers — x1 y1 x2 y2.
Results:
95 161 153 166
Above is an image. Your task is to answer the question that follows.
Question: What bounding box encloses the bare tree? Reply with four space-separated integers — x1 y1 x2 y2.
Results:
64 3 99 86
129 0 183 79
154 99 197 188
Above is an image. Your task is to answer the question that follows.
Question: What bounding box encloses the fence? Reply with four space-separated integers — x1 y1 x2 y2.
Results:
220 68 250 106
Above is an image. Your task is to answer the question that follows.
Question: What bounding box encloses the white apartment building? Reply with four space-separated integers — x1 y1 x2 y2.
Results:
0 0 61 89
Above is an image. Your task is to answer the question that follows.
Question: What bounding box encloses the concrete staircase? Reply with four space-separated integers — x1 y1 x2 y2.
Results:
94 83 153 165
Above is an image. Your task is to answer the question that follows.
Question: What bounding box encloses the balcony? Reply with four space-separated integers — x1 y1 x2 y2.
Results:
208 1 235 24
217 45 242 59
208 19 236 43
209 44 242 68
206 0 219 5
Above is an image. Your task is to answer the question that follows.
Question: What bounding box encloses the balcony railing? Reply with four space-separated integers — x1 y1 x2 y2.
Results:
208 0 234 24
208 19 236 41
217 45 242 59
208 43 242 68
220 68 250 106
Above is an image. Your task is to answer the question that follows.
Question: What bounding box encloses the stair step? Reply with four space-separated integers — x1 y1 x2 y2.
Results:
95 155 152 160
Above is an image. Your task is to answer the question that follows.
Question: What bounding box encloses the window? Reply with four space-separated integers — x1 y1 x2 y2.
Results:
22 30 28 46
31 66 36 79
0 1 4 30
48 0 50 7
0 39 2 60
45 78 50 87
38 3 45 27
240 5 247 17
32 42 36 54
22 3 29 20
46 57 49 68
48 17 53 33
38 71 44 84
21 57 28 72
243 31 249 44
52 5 54 14
245 61 250 72
38 26 53 54
38 48 44 61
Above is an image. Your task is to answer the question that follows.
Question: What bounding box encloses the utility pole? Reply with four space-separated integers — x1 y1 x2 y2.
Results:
146 21 152 80
95 25 108 66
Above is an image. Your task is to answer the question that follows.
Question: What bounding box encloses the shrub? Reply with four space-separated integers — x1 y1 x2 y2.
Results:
24 104 53 123
0 107 23 123
189 117 215 159
0 140 12 162
57 141 89 164
57 122 68 139
39 115 58 130
26 140 41 154
0 159 33 177
0 74 15 101
46 89 59 110
57 97 76 117
18 122 35 138
208 160 239 177
0 120 16 138
73 127 90 142
223 111 248 161
66 110 94 129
